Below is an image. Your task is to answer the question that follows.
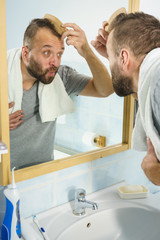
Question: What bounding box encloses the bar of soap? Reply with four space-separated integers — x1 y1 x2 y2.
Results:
122 185 143 193
118 185 149 199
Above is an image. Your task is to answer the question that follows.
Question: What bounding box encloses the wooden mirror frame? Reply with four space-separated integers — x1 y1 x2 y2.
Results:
0 0 140 186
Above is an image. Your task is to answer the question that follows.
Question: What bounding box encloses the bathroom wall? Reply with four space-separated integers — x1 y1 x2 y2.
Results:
140 0 160 19
55 92 123 153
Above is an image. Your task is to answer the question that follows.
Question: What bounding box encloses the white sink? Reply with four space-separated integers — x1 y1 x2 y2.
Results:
57 205 160 240
26 183 160 240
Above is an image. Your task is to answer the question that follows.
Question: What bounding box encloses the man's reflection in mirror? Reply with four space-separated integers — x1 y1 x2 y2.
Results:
8 16 113 169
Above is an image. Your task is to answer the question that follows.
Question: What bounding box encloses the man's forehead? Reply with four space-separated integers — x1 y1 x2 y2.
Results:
34 28 64 47
35 28 58 40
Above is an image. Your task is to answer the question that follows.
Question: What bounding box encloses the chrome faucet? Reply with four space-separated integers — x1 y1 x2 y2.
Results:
73 189 98 216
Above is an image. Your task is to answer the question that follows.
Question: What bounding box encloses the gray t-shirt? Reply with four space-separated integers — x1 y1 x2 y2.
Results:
10 65 90 169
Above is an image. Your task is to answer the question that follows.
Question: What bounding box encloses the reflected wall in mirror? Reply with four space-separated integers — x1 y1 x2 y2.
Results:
0 0 138 185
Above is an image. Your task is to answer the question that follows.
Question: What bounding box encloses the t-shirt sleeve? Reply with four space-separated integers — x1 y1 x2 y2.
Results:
58 65 91 95
150 68 160 135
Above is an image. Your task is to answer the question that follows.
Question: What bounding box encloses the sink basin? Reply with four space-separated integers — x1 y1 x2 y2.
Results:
26 184 160 240
57 205 160 240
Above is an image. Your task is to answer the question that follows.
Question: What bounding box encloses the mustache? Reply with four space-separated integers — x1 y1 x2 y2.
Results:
47 66 58 73
41 66 59 76
36 66 58 82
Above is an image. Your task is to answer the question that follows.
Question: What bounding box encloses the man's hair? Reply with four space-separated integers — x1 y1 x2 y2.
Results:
110 12 160 57
23 18 61 49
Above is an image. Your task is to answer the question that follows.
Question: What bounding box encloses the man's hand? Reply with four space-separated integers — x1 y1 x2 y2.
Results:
91 21 109 58
62 23 91 58
141 138 160 185
9 102 24 130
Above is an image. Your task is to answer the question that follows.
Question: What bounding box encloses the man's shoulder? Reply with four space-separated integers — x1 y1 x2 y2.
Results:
151 67 160 131
58 65 74 73
7 48 21 73
7 48 21 59
7 48 21 54
58 65 76 81
151 67 160 94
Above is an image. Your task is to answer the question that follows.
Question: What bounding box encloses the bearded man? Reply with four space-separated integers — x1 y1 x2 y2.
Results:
8 17 113 169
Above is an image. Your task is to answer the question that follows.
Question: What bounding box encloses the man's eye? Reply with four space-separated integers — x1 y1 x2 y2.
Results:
43 51 50 56
57 52 63 57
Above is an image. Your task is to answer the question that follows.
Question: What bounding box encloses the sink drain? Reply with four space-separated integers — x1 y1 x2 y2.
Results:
87 222 91 228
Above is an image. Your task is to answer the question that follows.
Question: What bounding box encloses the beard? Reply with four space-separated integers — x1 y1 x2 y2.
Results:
111 62 134 97
26 55 58 84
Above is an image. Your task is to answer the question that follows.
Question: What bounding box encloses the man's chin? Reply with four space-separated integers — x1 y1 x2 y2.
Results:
114 88 133 97
39 77 55 85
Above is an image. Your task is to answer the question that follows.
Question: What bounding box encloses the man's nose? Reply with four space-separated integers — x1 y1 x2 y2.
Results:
49 55 59 67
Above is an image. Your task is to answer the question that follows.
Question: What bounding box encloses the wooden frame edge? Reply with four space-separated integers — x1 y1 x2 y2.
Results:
14 143 128 182
0 0 11 186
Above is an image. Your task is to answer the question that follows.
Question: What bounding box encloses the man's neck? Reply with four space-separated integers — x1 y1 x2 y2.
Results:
21 58 37 91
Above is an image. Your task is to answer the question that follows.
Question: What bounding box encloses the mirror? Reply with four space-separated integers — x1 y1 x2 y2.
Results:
0 0 139 185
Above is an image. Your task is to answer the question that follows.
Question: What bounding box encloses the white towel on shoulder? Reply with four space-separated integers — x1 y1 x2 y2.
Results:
132 48 160 161
8 48 74 122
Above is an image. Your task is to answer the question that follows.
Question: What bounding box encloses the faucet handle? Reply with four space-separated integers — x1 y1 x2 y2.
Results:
75 188 86 200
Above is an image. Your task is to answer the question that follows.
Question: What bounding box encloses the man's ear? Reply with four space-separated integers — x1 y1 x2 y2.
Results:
119 49 130 71
21 46 30 64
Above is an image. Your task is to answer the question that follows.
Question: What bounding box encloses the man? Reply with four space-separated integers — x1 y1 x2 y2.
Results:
92 12 160 185
9 17 113 169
